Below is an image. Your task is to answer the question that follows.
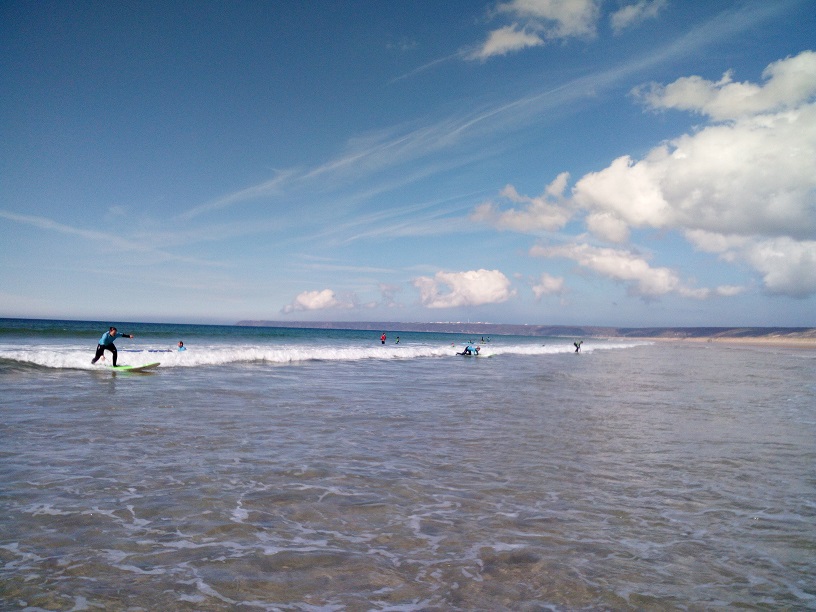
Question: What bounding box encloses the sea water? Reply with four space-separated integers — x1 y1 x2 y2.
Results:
0 319 814 610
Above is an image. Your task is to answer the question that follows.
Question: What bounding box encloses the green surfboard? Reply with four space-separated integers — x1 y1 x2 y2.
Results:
108 362 160 372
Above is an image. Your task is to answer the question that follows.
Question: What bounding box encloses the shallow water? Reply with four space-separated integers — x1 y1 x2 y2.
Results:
1 322 814 610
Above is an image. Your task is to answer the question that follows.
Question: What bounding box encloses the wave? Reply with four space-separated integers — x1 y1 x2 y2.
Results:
0 340 649 370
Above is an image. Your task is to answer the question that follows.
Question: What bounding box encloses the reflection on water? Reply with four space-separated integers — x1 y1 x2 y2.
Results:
1 343 815 609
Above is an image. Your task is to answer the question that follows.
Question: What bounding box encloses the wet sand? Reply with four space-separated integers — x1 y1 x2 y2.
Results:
640 335 816 349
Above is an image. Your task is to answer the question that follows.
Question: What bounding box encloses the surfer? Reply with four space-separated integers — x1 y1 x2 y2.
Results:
91 327 133 367
457 345 480 356
574 340 583 353
178 341 186 352
381 332 386 345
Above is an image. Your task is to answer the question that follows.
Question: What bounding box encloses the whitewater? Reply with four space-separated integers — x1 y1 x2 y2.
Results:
0 319 642 370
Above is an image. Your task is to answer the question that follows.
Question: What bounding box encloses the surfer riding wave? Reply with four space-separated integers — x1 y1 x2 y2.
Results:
91 327 133 367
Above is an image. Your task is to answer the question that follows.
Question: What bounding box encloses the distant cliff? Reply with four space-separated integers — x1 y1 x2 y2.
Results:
235 320 816 339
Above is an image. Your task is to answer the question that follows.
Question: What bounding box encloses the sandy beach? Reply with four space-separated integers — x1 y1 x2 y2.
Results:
637 334 816 349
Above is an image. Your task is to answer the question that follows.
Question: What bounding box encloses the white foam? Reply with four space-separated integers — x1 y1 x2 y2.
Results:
0 339 649 369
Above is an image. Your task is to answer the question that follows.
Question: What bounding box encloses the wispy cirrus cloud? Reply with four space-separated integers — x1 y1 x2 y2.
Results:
0 209 222 267
610 0 667 35
172 3 791 254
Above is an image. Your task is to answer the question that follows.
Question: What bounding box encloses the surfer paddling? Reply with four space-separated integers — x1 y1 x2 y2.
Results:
91 326 133 367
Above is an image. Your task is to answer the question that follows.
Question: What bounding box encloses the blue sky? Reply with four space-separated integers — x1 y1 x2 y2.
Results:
2 0 815 326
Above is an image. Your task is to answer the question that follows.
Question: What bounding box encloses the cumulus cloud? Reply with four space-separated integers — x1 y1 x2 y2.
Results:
743 238 816 297
585 211 631 243
610 0 666 35
684 229 750 255
281 289 347 313
562 51 816 297
534 242 747 299
532 272 565 298
530 243 715 298
413 269 516 308
634 50 816 120
471 173 573 232
687 231 816 298
576 107 816 240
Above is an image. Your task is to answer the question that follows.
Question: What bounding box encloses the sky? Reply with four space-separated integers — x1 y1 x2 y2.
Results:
1 0 815 327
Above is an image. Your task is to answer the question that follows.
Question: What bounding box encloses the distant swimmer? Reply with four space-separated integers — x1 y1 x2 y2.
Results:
574 340 583 353
178 341 186 352
91 326 133 367
395 336 400 344
381 332 386 345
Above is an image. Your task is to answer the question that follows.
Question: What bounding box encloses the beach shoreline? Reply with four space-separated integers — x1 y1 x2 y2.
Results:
632 335 816 349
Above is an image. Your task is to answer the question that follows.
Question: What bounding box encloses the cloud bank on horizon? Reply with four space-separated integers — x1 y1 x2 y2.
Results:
1 0 814 326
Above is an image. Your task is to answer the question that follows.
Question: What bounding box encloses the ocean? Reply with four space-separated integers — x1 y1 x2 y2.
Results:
1 318 814 610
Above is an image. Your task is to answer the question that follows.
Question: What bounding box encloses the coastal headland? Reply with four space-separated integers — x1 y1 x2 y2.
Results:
236 321 816 348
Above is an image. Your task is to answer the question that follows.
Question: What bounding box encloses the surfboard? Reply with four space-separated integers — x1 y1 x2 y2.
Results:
108 362 160 372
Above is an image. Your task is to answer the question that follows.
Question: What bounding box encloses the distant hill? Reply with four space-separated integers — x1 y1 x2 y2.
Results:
235 320 816 340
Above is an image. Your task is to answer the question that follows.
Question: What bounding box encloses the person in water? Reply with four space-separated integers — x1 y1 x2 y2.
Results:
574 340 583 353
457 345 480 356
178 341 186 352
91 327 133 367
381 332 386 345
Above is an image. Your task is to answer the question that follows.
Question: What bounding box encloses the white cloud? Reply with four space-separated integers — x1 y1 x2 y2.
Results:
532 272 565 298
471 173 573 232
689 234 816 299
498 0 600 38
465 54 815 298
610 0 667 35
575 106 816 240
685 230 816 298
684 229 751 255
531 243 680 297
714 285 746 297
585 211 631 243
281 289 348 313
413 269 516 308
531 242 728 299
634 50 816 120
471 0 600 60
468 24 544 61
562 51 816 297
572 154 671 231
744 237 816 297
